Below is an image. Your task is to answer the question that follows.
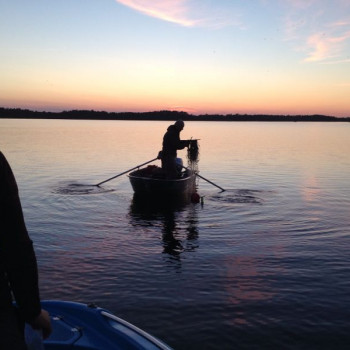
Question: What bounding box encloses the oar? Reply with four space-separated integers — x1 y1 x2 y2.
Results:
95 157 158 187
182 165 225 192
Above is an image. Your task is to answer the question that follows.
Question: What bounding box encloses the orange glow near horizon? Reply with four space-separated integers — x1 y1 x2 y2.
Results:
1 72 350 117
1 46 350 117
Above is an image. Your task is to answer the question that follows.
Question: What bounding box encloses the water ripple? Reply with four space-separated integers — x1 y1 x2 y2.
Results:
52 181 115 195
209 189 269 205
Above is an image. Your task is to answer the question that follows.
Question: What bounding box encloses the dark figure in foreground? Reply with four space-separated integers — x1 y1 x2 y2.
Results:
161 120 191 179
0 151 51 349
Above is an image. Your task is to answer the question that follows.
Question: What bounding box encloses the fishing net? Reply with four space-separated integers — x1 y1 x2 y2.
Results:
187 139 199 173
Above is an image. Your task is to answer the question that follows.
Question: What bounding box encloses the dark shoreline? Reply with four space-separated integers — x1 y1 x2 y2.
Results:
0 107 349 122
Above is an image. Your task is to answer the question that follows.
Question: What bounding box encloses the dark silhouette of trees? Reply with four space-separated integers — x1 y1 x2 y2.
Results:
0 107 348 122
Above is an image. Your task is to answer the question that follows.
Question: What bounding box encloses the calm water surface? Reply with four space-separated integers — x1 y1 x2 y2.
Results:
1 119 350 349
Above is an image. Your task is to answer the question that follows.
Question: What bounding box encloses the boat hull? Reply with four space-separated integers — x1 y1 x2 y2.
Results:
40 300 173 350
128 167 196 197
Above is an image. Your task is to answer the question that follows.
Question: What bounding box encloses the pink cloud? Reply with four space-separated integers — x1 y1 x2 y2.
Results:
115 0 242 28
115 0 195 27
281 1 350 62
304 31 350 62
331 20 350 27
304 33 333 61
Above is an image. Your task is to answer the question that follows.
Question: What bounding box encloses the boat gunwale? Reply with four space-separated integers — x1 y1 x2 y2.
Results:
128 171 195 183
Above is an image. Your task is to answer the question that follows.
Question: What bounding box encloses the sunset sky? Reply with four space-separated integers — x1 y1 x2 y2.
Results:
1 0 349 117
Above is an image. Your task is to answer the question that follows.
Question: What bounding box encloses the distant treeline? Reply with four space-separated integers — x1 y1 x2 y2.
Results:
0 107 349 122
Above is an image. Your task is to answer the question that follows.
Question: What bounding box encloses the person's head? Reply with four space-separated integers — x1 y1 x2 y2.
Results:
174 120 185 131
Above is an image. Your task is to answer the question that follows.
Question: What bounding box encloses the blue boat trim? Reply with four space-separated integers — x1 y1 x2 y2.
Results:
40 300 173 350
100 310 172 350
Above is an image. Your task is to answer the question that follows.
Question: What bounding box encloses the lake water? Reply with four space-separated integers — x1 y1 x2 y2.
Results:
1 119 350 349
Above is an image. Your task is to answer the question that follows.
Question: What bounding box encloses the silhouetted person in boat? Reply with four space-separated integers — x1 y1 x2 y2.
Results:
161 120 190 179
0 151 52 349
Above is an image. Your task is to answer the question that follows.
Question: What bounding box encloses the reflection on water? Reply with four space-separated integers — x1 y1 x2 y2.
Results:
129 194 199 265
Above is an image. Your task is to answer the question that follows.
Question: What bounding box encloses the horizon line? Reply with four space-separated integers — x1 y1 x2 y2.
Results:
1 107 349 120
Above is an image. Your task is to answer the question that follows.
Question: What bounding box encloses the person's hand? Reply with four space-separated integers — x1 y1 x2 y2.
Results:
30 309 52 339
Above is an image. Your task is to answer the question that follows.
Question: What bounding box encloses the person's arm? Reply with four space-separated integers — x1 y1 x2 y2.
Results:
0 152 51 338
179 140 191 149
171 131 190 150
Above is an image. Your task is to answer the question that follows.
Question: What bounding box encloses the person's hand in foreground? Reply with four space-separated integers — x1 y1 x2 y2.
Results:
30 309 52 339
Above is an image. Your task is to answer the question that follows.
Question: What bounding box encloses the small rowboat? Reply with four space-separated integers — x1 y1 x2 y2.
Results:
34 300 173 350
128 165 196 198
